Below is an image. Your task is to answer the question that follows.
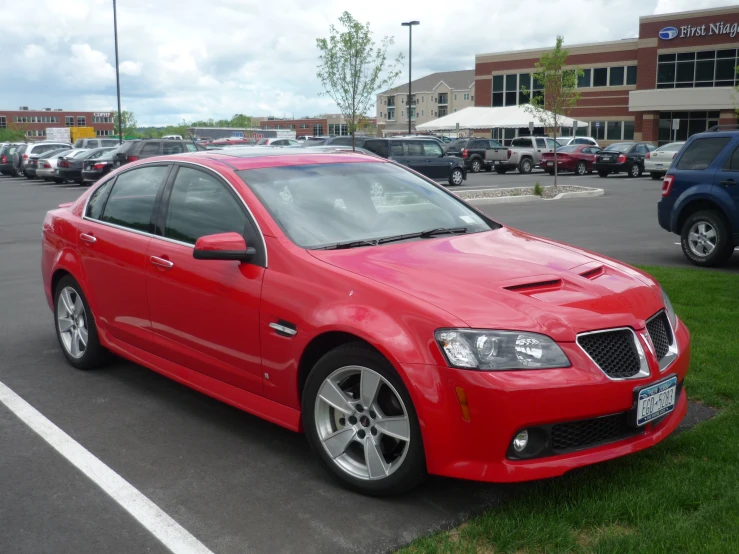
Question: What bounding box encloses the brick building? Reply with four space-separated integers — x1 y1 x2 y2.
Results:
0 107 116 140
260 114 377 138
474 6 739 145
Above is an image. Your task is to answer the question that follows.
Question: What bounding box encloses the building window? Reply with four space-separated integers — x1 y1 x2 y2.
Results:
438 107 447 117
387 97 395 107
606 121 623 140
658 111 720 145
438 93 448 104
77 116 86 126
626 66 637 85
291 125 296 130
421 110 424 116
401 96 404 104
593 68 608 87
96 129 112 136
609 66 625 86
0 116 5 128
471 96 474 101
313 124 323 135
658 49 739 88
492 75 504 106
300 124 308 129
66 116 74 127
590 121 606 141
454 94 457 100
401 111 404 118
388 108 395 121
623 121 635 140
422 96 424 102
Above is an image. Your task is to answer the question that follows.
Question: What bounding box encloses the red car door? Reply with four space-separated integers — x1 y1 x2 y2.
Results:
77 164 172 350
144 165 265 394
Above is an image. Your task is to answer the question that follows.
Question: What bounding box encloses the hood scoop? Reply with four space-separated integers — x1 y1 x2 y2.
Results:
579 266 605 280
504 279 563 295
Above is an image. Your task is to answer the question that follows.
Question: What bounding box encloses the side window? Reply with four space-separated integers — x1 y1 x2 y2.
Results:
536 138 547 149
406 141 424 156
184 143 198 152
162 142 185 155
140 143 161 157
723 145 739 171
86 180 114 220
423 142 443 157
88 140 99 148
365 141 388 158
390 142 404 156
676 138 731 171
101 166 169 232
546 139 558 149
635 144 648 154
164 167 247 245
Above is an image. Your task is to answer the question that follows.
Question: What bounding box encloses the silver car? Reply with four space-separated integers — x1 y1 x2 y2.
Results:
644 142 685 180
36 148 87 182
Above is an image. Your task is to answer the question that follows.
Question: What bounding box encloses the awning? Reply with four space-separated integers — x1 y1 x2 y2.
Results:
416 106 587 131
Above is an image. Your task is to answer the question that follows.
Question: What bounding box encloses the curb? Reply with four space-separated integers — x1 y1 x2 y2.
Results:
463 187 604 206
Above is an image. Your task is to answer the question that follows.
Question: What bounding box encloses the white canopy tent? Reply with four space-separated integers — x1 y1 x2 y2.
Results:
415 106 587 132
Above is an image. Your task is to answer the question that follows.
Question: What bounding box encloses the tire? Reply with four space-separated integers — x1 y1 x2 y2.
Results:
598 171 609 178
302 343 426 496
494 166 507 174
518 158 533 174
575 161 587 176
26 174 34 180
650 172 663 180
627 162 642 178
680 210 735 267
470 158 482 173
485 165 493 172
546 169 554 176
54 276 109 369
449 167 464 186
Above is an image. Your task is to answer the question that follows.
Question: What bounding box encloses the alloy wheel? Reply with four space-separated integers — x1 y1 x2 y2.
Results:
314 365 411 481
57 286 88 359
688 221 717 257
577 162 586 175
471 160 481 173
631 163 640 177
451 169 463 185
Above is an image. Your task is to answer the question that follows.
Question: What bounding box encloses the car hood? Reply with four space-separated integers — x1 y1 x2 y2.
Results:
308 228 661 342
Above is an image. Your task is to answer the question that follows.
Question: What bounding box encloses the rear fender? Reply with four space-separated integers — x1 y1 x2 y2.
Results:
672 185 722 233
707 184 738 233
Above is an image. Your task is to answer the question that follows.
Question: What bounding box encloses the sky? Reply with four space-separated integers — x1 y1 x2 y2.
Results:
1 0 736 126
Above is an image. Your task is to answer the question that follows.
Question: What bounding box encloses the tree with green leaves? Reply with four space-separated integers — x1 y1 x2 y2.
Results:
522 36 583 187
0 125 25 142
113 110 139 139
316 11 403 149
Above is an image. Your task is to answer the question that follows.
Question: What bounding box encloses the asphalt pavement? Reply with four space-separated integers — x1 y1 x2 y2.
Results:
0 169 732 554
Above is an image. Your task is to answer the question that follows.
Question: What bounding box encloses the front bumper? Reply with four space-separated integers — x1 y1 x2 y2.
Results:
402 318 690 483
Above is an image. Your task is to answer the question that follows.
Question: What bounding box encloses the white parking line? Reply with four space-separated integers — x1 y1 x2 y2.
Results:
0 380 214 554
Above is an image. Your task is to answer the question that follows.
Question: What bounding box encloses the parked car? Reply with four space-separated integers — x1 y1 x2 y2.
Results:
26 148 73 180
644 142 685 180
112 139 204 167
57 147 115 184
594 142 657 178
37 149 87 182
0 143 23 175
556 136 600 148
73 138 120 149
10 144 28 176
364 137 467 185
444 138 504 173
322 136 371 147
256 138 301 146
658 128 739 267
162 135 183 140
81 148 118 185
208 138 257 146
18 141 72 177
488 136 558 174
540 145 600 176
41 148 690 495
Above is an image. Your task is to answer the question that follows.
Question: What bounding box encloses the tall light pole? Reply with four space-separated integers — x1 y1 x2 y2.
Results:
401 21 419 135
113 0 123 144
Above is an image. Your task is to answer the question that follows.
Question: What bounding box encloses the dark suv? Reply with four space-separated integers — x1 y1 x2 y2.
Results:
112 139 204 167
363 138 466 186
658 127 739 267
444 138 502 173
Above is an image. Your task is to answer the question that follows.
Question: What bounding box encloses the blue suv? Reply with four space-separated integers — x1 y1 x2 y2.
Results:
658 127 739 267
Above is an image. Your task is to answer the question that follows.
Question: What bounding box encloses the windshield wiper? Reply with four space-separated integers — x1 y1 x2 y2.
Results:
376 226 469 245
314 239 379 250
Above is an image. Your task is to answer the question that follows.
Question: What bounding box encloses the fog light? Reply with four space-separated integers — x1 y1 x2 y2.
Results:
513 430 529 452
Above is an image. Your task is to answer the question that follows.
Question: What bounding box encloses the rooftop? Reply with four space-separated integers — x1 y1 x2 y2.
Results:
380 70 475 95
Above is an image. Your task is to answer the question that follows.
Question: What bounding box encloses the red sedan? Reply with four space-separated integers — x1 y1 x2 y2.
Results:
540 145 599 175
41 149 689 495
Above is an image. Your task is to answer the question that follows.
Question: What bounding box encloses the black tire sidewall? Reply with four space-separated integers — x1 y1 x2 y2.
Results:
53 276 106 369
598 171 609 178
680 211 734 267
302 343 426 496
471 159 481 173
449 168 463 186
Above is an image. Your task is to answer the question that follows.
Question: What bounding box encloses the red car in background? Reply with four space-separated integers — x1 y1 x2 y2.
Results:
540 144 600 176
41 149 689 495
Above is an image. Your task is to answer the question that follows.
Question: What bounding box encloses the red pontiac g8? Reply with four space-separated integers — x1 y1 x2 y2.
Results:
41 149 690 495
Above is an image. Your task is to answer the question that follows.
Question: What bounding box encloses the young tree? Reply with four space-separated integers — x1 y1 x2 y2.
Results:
113 110 139 139
316 11 403 149
522 36 583 187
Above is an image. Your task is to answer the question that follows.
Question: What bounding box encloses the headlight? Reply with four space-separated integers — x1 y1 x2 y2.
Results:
662 289 677 329
435 329 570 371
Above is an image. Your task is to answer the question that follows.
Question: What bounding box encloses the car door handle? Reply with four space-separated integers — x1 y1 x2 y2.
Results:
150 256 174 269
720 179 736 186
79 233 97 244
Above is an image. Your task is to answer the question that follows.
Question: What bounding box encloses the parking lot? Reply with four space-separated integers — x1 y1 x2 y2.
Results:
0 168 734 554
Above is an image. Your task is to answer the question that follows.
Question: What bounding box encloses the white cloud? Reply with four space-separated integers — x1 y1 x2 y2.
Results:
1 0 736 125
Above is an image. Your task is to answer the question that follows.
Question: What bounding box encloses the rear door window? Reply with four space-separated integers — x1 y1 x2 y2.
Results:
390 142 405 156
536 138 547 149
511 138 532 148
722 145 739 171
140 142 161 157
364 140 388 158
162 142 185 155
423 142 443 157
406 141 425 156
100 166 170 232
676 138 731 170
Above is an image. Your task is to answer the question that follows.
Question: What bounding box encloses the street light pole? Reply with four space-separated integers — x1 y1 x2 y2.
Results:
113 0 123 144
401 21 419 135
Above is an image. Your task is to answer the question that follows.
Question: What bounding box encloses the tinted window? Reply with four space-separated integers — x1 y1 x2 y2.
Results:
546 139 558 149
535 138 547 148
604 142 634 152
635 144 649 154
660 143 684 152
101 140 119 147
330 137 353 146
184 143 198 152
162 142 185 155
511 138 532 148
406 141 424 156
86 180 114 220
87 140 100 148
677 137 731 170
364 140 388 158
390 142 404 156
724 146 739 171
101 166 169 231
593 68 608 86
423 142 443 157
140 143 160 156
164 167 247 245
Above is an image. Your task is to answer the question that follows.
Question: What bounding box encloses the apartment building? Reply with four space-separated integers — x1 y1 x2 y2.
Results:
0 107 116 139
260 114 377 138
376 70 475 135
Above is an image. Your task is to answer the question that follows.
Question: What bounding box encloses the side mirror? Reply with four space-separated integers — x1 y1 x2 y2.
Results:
193 232 254 262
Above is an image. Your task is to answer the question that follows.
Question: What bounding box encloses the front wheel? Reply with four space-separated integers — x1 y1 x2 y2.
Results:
650 172 663 180
470 159 482 173
449 168 464 186
302 343 426 496
598 170 609 178
680 210 735 267
518 158 533 174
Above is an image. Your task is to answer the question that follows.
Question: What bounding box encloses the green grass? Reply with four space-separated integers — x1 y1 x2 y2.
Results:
402 265 739 554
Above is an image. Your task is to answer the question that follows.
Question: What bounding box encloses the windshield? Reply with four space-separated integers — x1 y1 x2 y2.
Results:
238 162 495 249
659 142 684 152
556 145 579 153
604 142 634 152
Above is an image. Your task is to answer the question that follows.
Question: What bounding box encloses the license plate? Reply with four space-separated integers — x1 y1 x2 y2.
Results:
655 163 664 168
603 157 612 162
547 161 553 166
635 376 677 426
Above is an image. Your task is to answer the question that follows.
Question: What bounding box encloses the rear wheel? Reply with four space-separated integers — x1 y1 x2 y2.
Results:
449 168 464 186
546 169 554 176
25 174 34 180
598 171 609 178
518 158 533 174
628 162 642 178
302 343 426 496
494 166 507 174
680 210 734 267
470 158 482 173
650 172 663 180
575 161 587 176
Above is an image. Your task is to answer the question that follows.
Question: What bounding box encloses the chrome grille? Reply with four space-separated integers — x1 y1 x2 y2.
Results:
577 329 642 379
